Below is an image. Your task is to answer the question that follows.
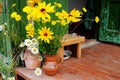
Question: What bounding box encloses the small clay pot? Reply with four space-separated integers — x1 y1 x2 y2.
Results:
43 55 62 76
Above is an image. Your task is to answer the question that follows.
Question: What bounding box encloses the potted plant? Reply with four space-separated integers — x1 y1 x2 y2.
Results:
10 0 99 75
19 38 43 69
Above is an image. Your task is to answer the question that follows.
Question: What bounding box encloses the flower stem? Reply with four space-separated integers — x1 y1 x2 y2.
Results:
70 18 94 34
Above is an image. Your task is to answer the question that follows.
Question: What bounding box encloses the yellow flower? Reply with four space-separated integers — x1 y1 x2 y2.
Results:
57 3 62 8
27 0 41 7
61 19 67 26
11 12 21 21
12 3 16 7
95 16 100 23
25 23 34 31
25 23 35 37
27 0 34 7
68 8 82 22
23 6 31 13
38 26 54 43
11 12 17 18
15 14 21 21
35 1 55 21
56 10 68 19
27 15 31 20
54 2 62 8
82 7 87 12
51 21 56 25
43 19 50 23
26 29 35 37
56 9 82 25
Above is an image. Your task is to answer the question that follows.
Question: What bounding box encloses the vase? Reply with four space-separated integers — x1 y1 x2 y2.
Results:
43 55 62 76
23 49 41 69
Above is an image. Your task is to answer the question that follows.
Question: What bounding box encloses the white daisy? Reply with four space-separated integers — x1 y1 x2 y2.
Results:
24 39 32 47
34 68 42 76
31 38 39 47
8 77 15 80
32 38 38 43
4 23 7 25
19 42 25 47
27 45 34 51
31 47 39 54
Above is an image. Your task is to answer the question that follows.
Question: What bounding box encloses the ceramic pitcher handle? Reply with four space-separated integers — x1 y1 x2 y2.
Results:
20 50 26 60
21 49 29 60
57 58 63 66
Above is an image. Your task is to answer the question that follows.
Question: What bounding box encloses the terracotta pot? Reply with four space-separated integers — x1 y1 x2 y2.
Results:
24 49 41 69
43 55 62 76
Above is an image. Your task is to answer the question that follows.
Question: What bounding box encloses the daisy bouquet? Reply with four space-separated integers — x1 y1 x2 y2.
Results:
11 0 91 55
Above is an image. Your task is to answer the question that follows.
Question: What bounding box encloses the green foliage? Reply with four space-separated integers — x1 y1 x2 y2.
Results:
39 37 61 55
0 54 17 78
0 0 24 77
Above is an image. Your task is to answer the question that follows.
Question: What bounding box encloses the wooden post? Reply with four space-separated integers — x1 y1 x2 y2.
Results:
57 47 64 62
77 43 81 58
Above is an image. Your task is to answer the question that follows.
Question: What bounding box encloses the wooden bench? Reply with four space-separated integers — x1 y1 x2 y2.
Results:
15 67 62 80
16 67 55 80
57 34 85 61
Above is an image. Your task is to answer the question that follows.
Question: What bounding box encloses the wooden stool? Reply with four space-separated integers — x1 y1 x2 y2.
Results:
57 34 85 61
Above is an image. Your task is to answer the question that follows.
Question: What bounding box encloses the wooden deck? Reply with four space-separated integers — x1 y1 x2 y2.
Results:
60 43 120 80
2 43 120 80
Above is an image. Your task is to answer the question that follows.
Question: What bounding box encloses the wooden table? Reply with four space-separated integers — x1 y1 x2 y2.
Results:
16 66 77 80
57 34 85 61
16 67 60 80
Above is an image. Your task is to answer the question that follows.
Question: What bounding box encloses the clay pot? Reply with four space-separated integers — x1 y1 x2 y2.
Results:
43 55 62 76
24 49 41 69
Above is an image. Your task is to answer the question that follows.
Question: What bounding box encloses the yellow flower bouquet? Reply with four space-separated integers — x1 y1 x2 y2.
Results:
11 0 99 56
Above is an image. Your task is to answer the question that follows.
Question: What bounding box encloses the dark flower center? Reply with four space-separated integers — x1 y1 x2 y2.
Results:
41 8 45 12
68 14 72 17
44 33 48 36
34 3 38 6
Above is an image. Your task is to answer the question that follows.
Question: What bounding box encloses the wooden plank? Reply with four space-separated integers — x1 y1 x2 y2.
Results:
61 34 85 46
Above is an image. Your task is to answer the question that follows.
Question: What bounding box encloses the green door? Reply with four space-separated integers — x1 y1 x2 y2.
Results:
99 0 120 44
